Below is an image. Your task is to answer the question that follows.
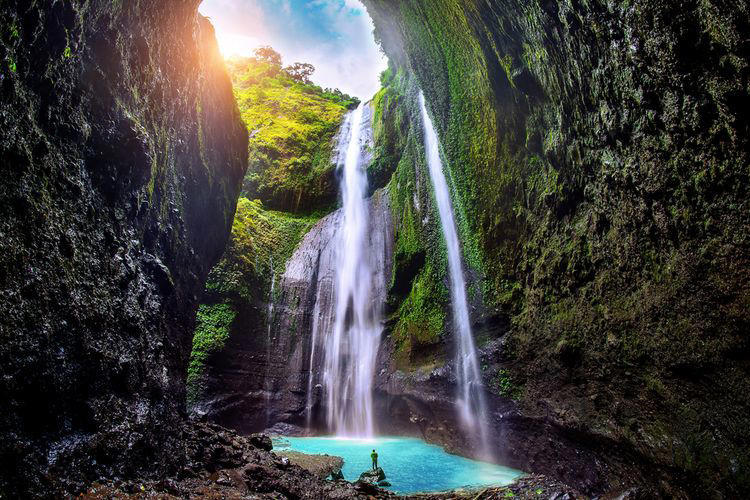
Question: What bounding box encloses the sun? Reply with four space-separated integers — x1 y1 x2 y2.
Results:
214 32 259 59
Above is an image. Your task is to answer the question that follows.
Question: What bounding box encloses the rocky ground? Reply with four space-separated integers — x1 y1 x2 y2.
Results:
80 421 585 499
411 475 585 500
275 451 344 479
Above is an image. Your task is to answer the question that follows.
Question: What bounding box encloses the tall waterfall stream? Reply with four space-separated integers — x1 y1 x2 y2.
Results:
419 92 491 452
318 104 382 437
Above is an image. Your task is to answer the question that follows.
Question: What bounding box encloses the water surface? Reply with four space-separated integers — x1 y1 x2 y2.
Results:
274 436 522 494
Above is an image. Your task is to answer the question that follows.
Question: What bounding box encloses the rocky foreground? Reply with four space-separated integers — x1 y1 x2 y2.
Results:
81 422 584 499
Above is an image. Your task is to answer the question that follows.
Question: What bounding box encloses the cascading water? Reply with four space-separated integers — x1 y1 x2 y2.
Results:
321 103 382 437
264 256 276 424
305 271 335 428
419 92 491 452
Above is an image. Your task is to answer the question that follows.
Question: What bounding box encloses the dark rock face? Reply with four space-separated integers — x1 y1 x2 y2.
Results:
0 1 247 495
363 0 749 496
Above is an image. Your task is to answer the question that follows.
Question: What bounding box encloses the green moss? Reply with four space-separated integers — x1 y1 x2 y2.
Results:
369 66 411 191
187 302 237 403
206 197 322 300
392 264 447 368
365 0 750 494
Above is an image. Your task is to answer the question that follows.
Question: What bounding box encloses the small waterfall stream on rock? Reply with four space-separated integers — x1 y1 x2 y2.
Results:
264 256 276 425
320 103 381 437
419 92 491 453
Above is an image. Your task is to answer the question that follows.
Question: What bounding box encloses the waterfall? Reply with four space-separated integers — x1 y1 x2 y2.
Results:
265 256 276 424
419 92 491 451
305 267 335 428
320 103 382 437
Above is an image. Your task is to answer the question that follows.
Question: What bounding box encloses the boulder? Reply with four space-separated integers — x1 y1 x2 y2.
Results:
353 480 382 495
250 433 273 451
358 467 386 484
275 450 344 479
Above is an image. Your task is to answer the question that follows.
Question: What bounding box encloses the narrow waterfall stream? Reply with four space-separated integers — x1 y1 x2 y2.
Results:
264 256 276 425
419 92 491 452
321 103 382 437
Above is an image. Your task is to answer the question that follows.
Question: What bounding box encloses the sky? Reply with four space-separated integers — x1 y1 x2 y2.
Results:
198 0 388 99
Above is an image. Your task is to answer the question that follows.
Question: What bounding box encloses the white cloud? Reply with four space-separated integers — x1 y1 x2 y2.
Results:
199 0 388 100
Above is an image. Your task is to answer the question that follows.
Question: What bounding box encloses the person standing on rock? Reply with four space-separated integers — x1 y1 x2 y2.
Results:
371 449 378 470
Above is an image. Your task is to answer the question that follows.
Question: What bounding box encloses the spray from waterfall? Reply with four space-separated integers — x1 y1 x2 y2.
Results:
321 103 381 437
419 92 491 455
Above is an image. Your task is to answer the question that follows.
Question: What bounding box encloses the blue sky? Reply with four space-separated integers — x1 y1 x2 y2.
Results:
199 0 388 99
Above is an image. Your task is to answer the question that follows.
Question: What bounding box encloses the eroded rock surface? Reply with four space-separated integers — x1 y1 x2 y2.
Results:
0 1 246 495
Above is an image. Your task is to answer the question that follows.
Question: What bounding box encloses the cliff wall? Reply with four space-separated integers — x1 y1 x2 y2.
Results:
0 1 247 494
363 0 750 496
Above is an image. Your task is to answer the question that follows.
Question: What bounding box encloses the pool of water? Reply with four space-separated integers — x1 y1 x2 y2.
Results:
273 436 522 494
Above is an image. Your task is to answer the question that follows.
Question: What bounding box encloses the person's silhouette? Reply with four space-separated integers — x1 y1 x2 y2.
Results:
370 449 378 470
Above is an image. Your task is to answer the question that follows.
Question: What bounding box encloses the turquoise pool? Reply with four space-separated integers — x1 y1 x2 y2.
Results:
273 436 522 494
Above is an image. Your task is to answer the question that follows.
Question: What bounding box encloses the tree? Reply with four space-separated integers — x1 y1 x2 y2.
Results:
253 46 282 67
284 62 315 83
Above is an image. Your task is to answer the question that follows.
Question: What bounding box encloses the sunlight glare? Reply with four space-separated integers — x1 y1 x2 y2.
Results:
214 32 259 59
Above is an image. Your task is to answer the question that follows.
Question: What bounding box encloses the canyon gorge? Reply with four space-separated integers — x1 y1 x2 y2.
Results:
1 0 748 498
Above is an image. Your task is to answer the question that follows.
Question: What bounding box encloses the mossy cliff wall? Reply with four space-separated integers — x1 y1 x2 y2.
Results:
0 1 247 495
364 0 749 496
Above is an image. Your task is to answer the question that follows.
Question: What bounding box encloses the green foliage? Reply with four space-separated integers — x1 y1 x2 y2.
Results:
376 67 456 371
392 264 447 368
284 62 315 83
370 65 411 191
187 302 237 402
8 59 16 73
206 197 323 300
253 45 282 66
494 369 522 400
366 0 750 494
9 24 19 39
226 53 358 212
63 46 71 58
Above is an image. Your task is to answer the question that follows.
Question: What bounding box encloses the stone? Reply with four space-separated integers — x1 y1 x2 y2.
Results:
353 480 382 495
250 433 273 451
276 451 344 479
359 467 386 484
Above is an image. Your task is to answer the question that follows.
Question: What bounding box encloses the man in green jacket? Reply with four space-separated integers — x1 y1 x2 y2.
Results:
371 449 378 470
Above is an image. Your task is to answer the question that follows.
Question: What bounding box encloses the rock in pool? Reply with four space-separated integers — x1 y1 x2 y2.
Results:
358 467 386 484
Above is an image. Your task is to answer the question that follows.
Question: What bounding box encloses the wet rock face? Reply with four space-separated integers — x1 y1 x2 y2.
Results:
0 1 246 495
363 0 749 496
194 186 394 433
